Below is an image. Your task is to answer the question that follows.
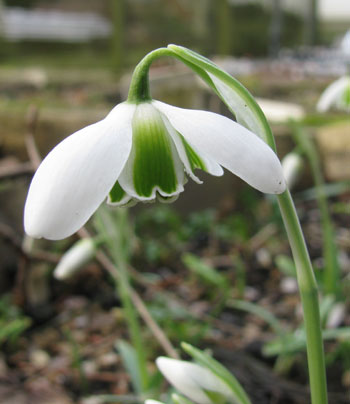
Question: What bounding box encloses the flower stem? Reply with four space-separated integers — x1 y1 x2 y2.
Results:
95 208 149 391
111 209 149 391
291 122 340 297
277 190 328 404
127 48 173 103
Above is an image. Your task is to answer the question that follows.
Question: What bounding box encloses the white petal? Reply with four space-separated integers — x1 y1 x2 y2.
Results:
154 102 223 182
317 76 350 112
24 103 135 240
154 101 286 194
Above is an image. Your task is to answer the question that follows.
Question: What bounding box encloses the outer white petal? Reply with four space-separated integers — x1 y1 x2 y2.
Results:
154 101 286 194
156 357 232 404
317 76 350 112
154 102 223 181
24 103 135 240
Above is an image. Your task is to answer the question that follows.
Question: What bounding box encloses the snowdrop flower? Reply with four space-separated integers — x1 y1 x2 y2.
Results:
145 401 166 404
156 357 235 404
53 238 96 280
24 47 286 241
316 76 350 112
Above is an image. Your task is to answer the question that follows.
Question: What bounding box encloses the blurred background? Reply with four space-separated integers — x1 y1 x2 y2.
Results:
0 1 349 404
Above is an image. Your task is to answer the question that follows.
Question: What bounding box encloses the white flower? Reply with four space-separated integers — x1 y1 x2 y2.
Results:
156 356 235 404
24 100 285 240
316 76 350 112
53 238 96 280
145 401 165 404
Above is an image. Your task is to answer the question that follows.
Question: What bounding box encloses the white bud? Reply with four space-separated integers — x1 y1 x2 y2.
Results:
54 238 96 280
340 30 350 58
145 401 165 404
282 152 304 190
156 357 233 404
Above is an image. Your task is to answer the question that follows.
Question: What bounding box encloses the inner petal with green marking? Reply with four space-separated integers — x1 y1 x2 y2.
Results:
132 104 178 197
180 134 206 172
108 180 131 206
117 103 185 201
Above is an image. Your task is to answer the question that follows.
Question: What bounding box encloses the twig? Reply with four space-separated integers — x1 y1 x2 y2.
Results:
0 162 33 180
78 228 179 359
248 223 278 251
24 105 41 169
0 221 60 263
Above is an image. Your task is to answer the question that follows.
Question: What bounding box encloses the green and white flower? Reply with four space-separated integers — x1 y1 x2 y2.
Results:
316 75 350 112
24 47 286 241
156 356 237 404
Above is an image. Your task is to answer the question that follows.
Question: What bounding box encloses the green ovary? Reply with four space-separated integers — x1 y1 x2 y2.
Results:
132 106 178 197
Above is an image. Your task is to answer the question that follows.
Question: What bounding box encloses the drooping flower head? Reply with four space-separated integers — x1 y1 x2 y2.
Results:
24 46 286 240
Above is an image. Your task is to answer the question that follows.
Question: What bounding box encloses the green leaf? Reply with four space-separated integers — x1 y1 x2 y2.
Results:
182 253 228 289
275 254 297 278
181 343 251 404
117 340 143 394
227 299 285 337
168 44 275 150
263 327 350 356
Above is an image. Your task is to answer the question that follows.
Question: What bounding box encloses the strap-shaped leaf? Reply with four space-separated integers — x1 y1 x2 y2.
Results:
168 44 275 152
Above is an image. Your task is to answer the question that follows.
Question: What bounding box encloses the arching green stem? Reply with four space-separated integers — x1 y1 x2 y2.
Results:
127 48 174 103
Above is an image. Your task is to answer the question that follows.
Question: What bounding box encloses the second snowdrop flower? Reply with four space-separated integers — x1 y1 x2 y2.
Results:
156 357 236 404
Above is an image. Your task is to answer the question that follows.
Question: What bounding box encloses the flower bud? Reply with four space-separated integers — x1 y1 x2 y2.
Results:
145 401 165 404
156 357 233 404
54 238 96 280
